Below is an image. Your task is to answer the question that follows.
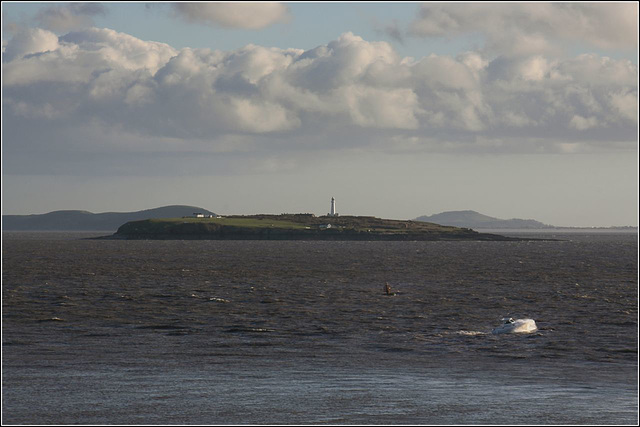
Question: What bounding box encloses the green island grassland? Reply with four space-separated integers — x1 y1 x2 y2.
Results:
105 214 525 241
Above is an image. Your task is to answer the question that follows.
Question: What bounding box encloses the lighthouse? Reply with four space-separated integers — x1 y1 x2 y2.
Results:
328 197 338 217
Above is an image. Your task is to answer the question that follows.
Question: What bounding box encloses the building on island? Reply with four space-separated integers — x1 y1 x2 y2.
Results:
327 197 339 217
187 213 217 218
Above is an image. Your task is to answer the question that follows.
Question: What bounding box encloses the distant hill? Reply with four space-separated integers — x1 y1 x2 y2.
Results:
2 205 216 231
415 210 551 229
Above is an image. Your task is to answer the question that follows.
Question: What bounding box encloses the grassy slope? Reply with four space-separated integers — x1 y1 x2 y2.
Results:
148 217 310 229
118 214 473 237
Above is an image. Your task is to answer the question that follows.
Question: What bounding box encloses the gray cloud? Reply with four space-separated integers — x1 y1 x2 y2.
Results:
34 3 107 33
172 3 290 30
409 3 638 56
374 19 405 44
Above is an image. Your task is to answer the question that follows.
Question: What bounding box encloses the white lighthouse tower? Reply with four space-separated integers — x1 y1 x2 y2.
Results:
328 197 338 217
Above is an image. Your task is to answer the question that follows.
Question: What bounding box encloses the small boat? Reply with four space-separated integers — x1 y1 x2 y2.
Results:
492 317 537 334
383 282 397 296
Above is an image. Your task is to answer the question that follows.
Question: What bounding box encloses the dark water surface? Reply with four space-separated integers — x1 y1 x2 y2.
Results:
2 231 638 424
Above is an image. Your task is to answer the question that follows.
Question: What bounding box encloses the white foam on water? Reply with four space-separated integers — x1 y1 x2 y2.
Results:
492 318 538 334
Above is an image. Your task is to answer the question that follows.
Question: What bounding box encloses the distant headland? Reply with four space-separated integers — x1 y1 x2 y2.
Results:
414 210 637 231
2 205 216 231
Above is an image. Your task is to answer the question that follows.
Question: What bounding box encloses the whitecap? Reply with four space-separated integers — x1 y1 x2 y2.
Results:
492 318 538 334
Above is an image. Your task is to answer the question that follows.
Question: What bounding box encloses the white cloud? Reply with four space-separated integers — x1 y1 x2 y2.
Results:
609 90 638 122
413 54 480 89
2 27 60 61
172 3 290 30
569 115 599 131
221 44 301 84
556 54 637 87
227 97 300 133
342 85 420 129
60 28 178 73
124 83 156 106
2 27 637 161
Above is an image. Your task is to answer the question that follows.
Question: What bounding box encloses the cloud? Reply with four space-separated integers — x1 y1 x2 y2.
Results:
3 27 177 84
409 3 638 56
35 3 107 33
569 115 599 131
2 27 60 62
172 2 290 30
2 26 637 174
374 19 405 44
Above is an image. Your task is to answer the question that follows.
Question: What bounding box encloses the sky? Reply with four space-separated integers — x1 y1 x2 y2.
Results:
1 2 638 227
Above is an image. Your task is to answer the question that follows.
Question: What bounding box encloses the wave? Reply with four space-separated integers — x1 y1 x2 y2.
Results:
455 330 487 336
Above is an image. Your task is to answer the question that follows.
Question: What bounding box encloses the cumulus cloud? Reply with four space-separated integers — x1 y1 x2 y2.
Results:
172 2 290 30
410 3 638 56
2 26 637 165
2 27 60 62
3 27 177 85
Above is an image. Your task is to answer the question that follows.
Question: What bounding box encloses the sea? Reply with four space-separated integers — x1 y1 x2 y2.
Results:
2 231 638 424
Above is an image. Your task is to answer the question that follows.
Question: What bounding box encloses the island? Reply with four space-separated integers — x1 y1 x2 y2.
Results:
101 214 526 241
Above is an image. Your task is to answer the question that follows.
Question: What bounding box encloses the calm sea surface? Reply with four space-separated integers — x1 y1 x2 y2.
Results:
2 231 638 424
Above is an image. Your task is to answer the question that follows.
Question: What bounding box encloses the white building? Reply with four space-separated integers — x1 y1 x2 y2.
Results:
327 197 339 217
